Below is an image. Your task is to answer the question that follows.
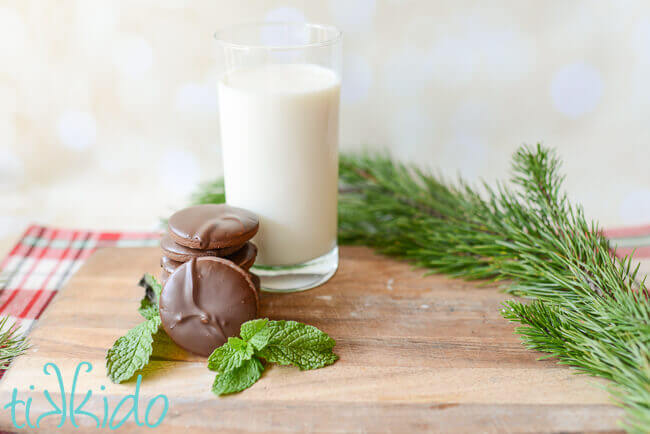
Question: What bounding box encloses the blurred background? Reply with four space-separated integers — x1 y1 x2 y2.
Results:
2 0 650 255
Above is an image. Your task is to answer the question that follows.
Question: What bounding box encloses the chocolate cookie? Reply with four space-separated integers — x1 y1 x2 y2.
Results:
168 204 259 250
160 269 170 286
160 255 183 274
160 233 242 263
224 242 257 271
249 272 261 294
161 241 256 272
159 257 259 357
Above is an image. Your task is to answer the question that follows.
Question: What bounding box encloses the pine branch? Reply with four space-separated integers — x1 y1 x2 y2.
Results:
0 279 29 369
338 145 650 432
0 315 29 370
191 179 225 206
191 144 650 432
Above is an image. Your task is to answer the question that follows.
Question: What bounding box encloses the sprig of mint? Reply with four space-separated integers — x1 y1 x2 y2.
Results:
137 273 163 320
208 318 338 396
106 273 163 383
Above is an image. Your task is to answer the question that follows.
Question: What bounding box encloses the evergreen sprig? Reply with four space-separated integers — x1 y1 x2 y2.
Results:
337 145 649 433
192 144 650 432
0 315 28 370
0 278 29 370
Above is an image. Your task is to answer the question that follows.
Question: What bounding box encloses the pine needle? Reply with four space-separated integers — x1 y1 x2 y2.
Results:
0 278 29 369
0 315 29 370
192 144 650 432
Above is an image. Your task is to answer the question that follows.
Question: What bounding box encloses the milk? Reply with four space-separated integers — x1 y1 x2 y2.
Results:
218 64 340 266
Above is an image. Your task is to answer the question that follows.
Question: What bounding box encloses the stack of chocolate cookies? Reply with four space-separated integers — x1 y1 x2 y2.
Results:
157 204 262 356
160 204 260 290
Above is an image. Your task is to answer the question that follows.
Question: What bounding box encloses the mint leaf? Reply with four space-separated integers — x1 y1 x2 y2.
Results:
256 320 338 370
208 337 254 373
241 319 268 340
211 357 264 396
139 273 163 304
227 337 249 351
138 297 159 321
259 346 338 370
137 274 162 320
240 318 271 351
106 316 161 383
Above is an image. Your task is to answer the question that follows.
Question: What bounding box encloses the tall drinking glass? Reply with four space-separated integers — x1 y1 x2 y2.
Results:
215 23 342 292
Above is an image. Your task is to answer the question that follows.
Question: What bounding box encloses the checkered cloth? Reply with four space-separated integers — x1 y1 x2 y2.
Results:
603 225 650 258
0 225 160 338
0 223 648 342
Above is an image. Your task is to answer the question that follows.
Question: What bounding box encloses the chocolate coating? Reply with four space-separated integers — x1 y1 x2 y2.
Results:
161 242 256 272
160 255 182 274
160 233 242 263
225 242 257 271
159 257 258 357
249 272 261 294
168 204 259 250
160 269 170 286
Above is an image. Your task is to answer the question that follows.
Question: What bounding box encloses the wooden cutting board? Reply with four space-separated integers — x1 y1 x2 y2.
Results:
0 246 624 433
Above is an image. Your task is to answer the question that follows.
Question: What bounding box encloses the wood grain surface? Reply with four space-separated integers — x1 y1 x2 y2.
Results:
0 246 624 433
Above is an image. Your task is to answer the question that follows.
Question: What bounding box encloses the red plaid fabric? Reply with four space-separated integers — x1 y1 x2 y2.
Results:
604 225 650 258
0 223 648 343
0 225 160 339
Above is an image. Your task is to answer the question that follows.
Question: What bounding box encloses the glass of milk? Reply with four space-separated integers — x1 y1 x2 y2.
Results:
215 23 341 292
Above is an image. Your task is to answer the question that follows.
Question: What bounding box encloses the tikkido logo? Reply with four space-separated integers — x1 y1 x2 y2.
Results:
3 362 169 430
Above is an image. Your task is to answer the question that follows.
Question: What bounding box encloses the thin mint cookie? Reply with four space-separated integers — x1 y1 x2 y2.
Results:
160 269 170 286
159 257 259 357
225 242 257 271
161 241 256 270
168 204 259 250
249 272 261 294
161 233 242 263
161 255 183 274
